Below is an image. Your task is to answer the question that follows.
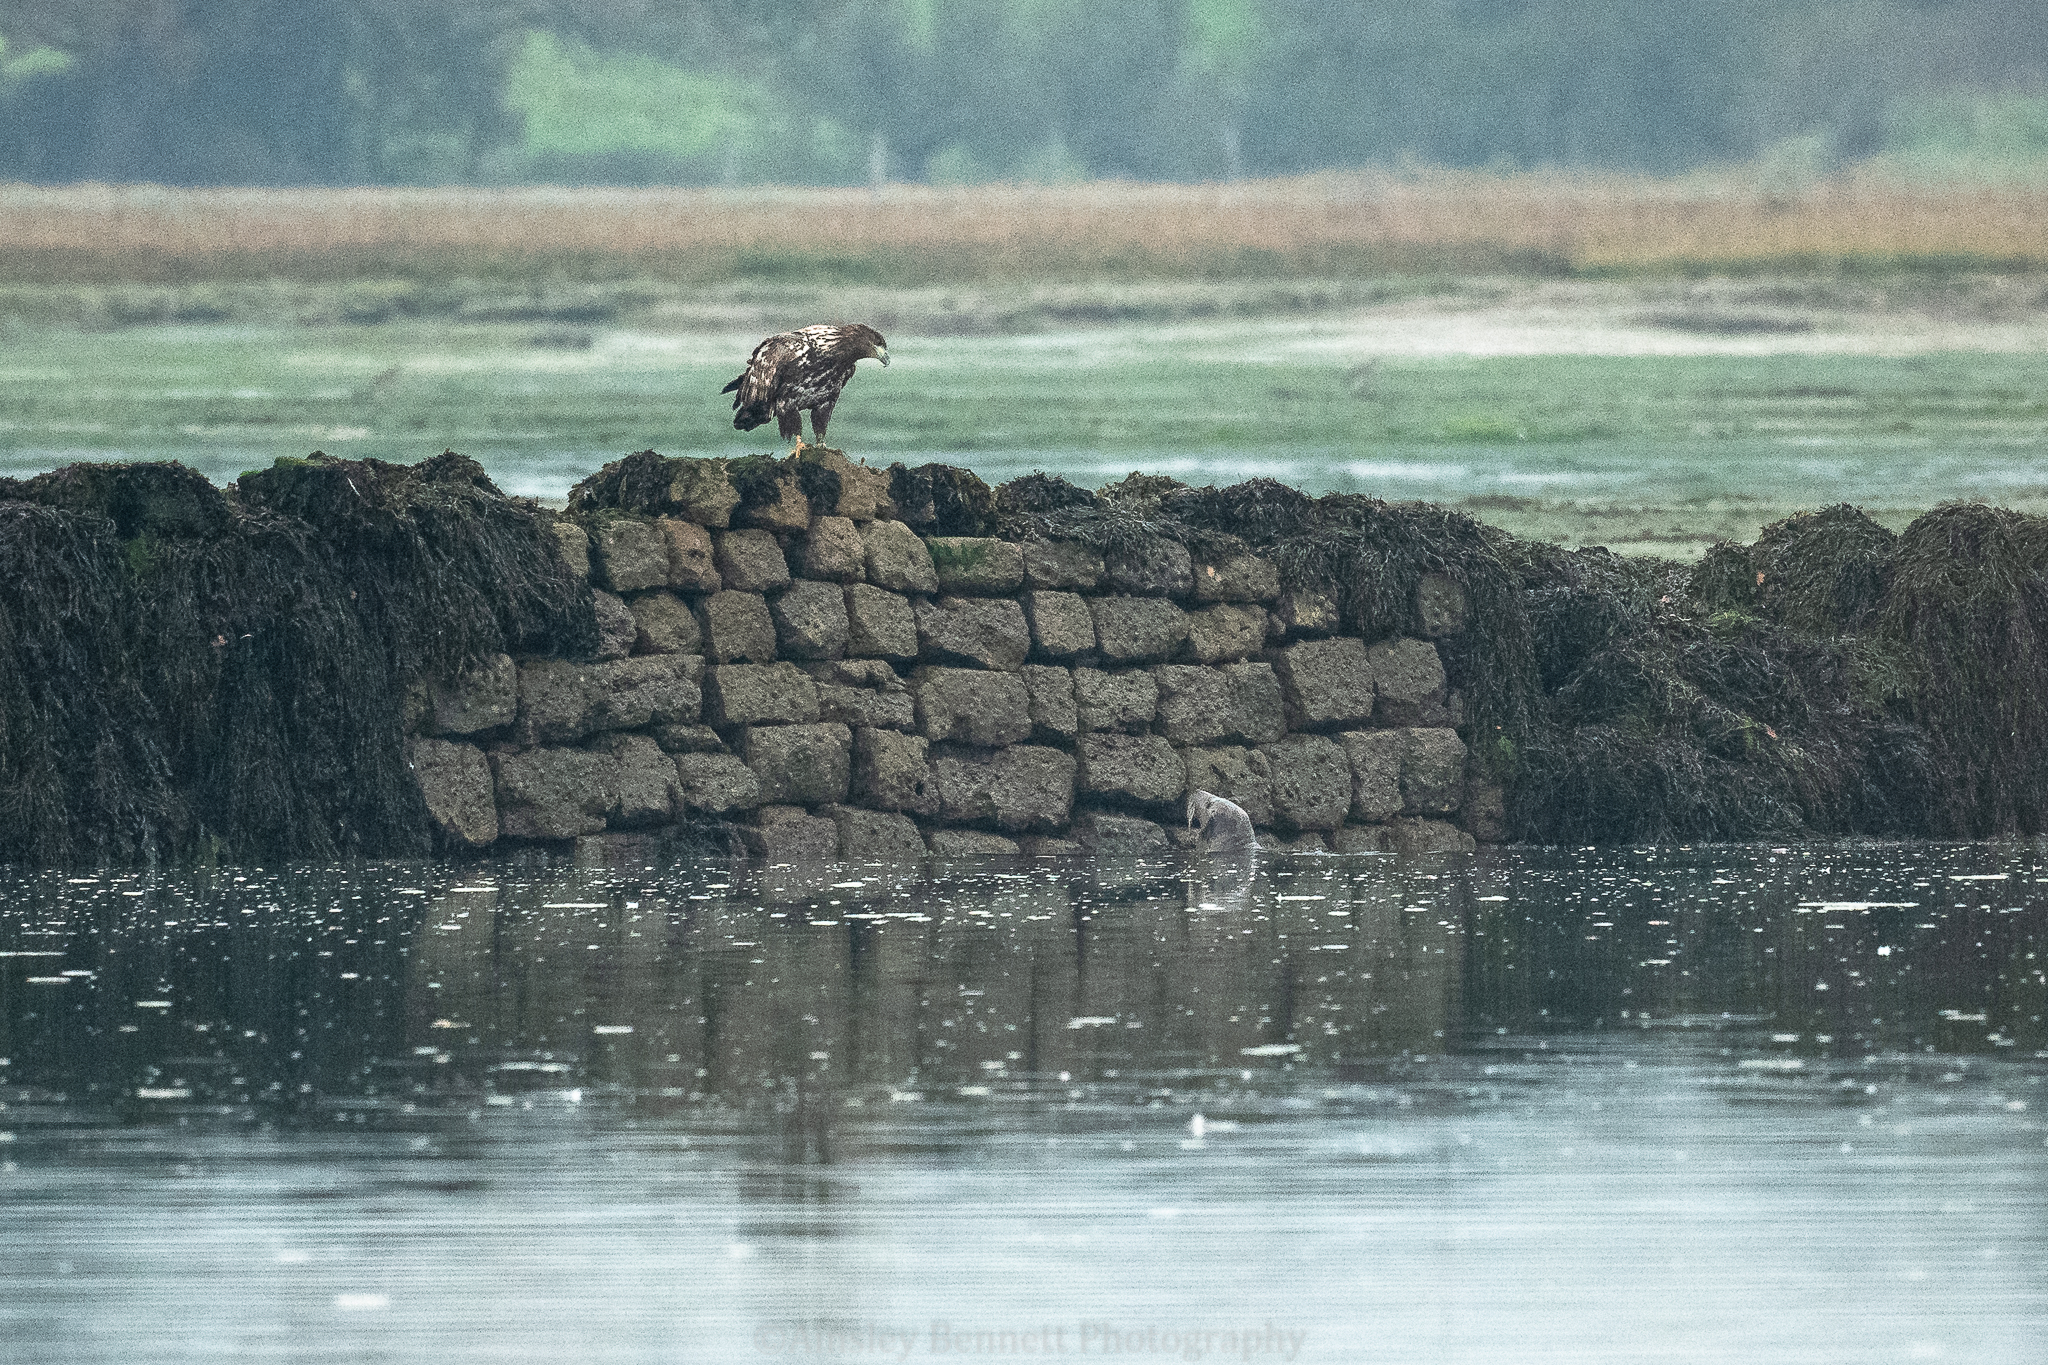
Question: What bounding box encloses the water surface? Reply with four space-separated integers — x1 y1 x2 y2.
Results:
2 843 2044 1363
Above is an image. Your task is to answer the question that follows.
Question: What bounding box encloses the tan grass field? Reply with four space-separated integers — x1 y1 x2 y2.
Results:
4 169 2046 282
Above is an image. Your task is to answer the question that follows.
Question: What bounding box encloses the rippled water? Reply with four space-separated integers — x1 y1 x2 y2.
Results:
2 844 2044 1363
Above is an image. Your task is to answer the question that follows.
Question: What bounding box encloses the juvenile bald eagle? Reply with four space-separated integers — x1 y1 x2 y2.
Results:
721 323 889 449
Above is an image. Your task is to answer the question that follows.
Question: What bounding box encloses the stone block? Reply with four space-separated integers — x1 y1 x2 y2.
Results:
1462 778 1507 843
658 517 722 592
1275 589 1340 637
675 752 762 813
862 519 938 594
1138 667 1212 740
1076 733 1184 809
827 806 928 862
1274 637 1376 730
915 668 1032 747
1024 589 1096 659
817 684 915 729
1417 573 1468 637
927 537 1024 594
592 517 669 592
492 747 613 841
627 592 701 655
744 722 852 805
573 831 663 867
1182 745 1275 827
408 737 498 848
1073 667 1157 733
1331 824 1395 854
1259 734 1353 832
1022 664 1077 740
1399 728 1467 814
741 806 839 861
927 829 1021 856
1023 539 1103 590
1015 835 1083 857
800 516 866 582
1193 553 1281 603
854 728 939 815
916 596 1030 670
1368 638 1450 727
1104 540 1192 596
810 658 906 690
668 460 741 528
845 584 919 660
432 652 516 736
655 723 724 753
931 745 1076 832
592 732 680 827
739 465 812 533
591 589 636 660
1182 603 1267 663
516 655 700 745
1263 832 1329 854
1340 730 1405 821
771 579 850 659
1151 663 1283 745
1386 817 1477 855
550 521 591 582
1070 811 1170 857
698 590 777 662
1090 596 1189 664
796 446 884 521
715 528 792 592
705 662 819 728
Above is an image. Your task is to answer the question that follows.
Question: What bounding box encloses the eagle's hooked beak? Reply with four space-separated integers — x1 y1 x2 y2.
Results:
877 346 890 367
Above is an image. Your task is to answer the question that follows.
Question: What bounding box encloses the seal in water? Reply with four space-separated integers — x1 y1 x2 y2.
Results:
1187 790 1257 854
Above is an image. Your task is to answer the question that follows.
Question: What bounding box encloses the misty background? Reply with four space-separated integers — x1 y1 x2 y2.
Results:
2 0 2048 188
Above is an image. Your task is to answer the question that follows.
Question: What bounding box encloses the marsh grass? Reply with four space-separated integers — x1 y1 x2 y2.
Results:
5 169 2048 287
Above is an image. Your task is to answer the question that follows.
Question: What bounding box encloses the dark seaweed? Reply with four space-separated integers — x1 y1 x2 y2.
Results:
887 463 997 536
0 454 592 864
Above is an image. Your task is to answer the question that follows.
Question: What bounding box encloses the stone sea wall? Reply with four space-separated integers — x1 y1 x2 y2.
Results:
11 445 2041 866
410 449 1494 862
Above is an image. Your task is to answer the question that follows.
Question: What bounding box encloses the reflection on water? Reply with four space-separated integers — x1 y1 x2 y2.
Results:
1 845 2044 1363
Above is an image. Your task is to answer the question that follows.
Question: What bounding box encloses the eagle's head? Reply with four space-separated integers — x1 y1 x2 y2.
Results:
848 323 889 367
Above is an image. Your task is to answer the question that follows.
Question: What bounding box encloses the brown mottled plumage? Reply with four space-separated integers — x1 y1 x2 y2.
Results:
720 323 889 448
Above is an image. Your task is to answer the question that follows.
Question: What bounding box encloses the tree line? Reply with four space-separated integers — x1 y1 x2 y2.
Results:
2 0 2045 187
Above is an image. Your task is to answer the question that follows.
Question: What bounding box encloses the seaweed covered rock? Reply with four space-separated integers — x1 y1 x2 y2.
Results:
1692 504 1897 636
0 451 598 863
889 463 996 536
20 460 231 540
1880 504 2048 836
568 449 740 526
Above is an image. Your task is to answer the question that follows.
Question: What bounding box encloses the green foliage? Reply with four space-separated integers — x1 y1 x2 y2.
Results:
6 0 2044 185
0 31 72 86
924 536 991 573
496 30 854 184
1878 92 2048 182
